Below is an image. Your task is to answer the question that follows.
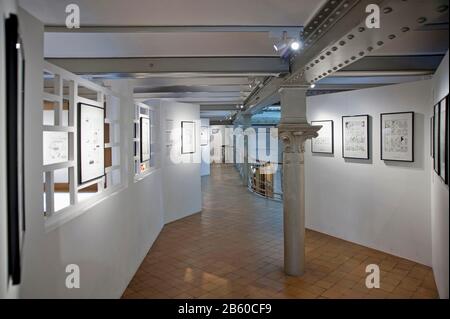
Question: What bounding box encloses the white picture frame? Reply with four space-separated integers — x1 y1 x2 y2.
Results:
342 115 370 159
181 121 196 154
140 116 151 163
200 126 209 146
78 103 105 184
43 131 69 165
380 112 414 162
311 120 334 154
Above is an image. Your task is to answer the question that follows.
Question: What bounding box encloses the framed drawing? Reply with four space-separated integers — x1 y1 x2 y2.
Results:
43 132 69 165
5 13 25 285
380 112 414 162
311 120 334 154
439 97 448 183
434 101 440 174
140 116 151 163
181 121 196 154
342 115 369 159
430 116 434 158
200 126 209 146
78 103 105 184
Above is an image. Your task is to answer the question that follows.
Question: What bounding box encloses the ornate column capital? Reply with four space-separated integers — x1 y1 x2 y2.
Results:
278 123 321 153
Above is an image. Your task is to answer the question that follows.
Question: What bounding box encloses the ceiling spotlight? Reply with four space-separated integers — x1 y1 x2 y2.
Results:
310 83 316 89
240 105 244 109
290 40 301 51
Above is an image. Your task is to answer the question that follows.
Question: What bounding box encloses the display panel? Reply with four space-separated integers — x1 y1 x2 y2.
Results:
181 121 196 154
380 112 414 162
78 103 105 184
200 126 209 146
140 116 150 163
43 132 69 165
311 120 334 154
342 115 369 159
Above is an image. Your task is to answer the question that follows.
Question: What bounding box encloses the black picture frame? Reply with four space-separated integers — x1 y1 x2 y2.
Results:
438 96 448 184
342 115 370 160
5 13 25 285
77 102 106 185
431 116 434 158
311 120 334 154
181 121 195 154
380 111 415 162
434 101 440 174
139 116 151 163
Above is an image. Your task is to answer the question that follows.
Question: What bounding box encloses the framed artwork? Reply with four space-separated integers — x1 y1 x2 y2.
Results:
439 97 448 183
200 126 209 146
380 112 414 162
430 116 434 158
181 121 196 154
311 120 334 154
43 132 69 165
78 103 105 184
342 115 370 159
140 116 151 163
434 102 440 174
5 13 25 285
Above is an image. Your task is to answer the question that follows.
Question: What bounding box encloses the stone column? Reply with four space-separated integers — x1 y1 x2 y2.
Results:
278 86 321 276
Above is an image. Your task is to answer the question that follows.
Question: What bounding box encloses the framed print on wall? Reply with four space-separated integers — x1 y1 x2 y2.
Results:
342 115 370 159
434 102 440 174
181 121 196 154
140 116 151 163
439 96 448 184
200 126 209 146
380 112 414 162
5 13 26 285
78 103 105 185
311 120 334 154
43 132 69 165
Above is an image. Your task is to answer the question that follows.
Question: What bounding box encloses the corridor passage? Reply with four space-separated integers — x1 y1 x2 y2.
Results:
122 166 438 299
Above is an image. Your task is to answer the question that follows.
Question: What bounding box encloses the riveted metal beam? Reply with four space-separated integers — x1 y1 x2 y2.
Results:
244 0 449 114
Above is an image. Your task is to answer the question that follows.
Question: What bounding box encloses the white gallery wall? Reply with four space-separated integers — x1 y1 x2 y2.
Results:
160 100 202 224
430 51 449 299
305 79 433 266
200 118 211 177
19 9 166 298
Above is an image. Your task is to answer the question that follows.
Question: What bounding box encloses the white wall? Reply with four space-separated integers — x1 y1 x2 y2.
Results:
430 51 449 299
200 118 210 176
305 80 432 266
160 100 202 224
19 10 166 298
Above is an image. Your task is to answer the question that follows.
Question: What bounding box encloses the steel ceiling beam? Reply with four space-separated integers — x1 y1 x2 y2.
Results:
243 0 449 114
45 25 303 34
46 57 289 77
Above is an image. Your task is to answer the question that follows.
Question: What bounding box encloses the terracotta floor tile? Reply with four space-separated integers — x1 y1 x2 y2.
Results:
121 165 439 300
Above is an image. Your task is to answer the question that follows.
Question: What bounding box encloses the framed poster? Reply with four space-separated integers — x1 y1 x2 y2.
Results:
43 132 69 165
380 112 414 162
78 103 105 184
342 115 369 159
439 97 448 183
434 101 440 174
430 116 434 158
311 120 334 154
5 13 25 285
200 126 209 146
140 116 151 163
181 121 196 154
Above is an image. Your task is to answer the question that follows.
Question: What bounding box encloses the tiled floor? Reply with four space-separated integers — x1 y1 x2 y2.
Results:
122 165 438 299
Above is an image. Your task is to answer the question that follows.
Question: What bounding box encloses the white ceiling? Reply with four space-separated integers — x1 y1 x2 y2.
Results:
19 0 325 26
